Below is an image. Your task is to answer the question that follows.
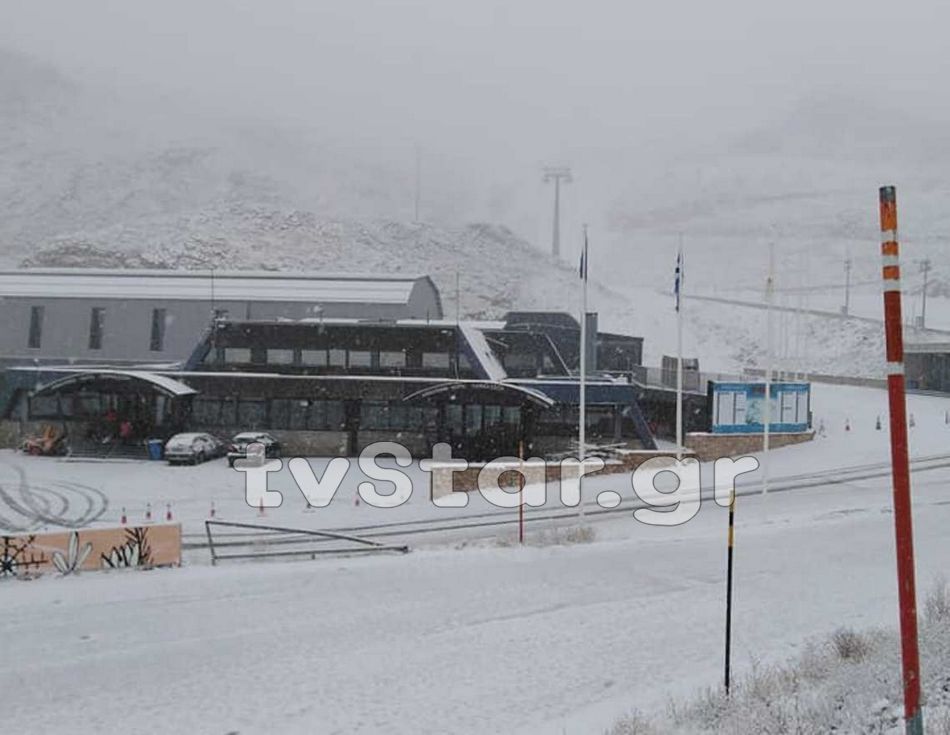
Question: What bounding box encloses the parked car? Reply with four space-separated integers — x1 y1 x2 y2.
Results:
227 432 282 467
164 433 224 465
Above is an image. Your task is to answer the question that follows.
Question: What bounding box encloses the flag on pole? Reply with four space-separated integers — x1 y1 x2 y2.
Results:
579 234 589 281
674 249 684 311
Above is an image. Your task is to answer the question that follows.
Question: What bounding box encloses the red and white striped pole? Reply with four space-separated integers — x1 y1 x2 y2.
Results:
879 185 923 735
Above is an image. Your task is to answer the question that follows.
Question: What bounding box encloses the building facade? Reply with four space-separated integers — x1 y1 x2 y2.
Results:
0 269 443 366
0 268 713 460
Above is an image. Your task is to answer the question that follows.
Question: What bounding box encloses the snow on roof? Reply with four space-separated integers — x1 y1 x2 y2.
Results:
27 369 198 397
0 268 429 305
459 323 507 382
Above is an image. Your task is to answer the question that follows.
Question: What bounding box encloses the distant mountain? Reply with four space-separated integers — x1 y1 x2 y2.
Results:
4 46 948 377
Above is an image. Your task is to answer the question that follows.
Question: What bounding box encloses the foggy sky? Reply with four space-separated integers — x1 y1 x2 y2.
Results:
4 0 948 154
3 0 950 254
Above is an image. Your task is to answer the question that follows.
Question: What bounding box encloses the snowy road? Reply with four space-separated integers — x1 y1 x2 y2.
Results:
3 465 950 734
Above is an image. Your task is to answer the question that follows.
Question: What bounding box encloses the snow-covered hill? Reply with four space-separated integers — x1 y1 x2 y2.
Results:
4 47 949 376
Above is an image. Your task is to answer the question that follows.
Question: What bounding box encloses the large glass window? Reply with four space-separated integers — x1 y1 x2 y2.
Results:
219 397 238 425
328 349 346 367
309 400 344 430
268 349 296 365
150 308 166 352
28 395 59 418
88 308 105 350
301 349 327 366
289 399 310 429
422 352 450 368
380 350 406 368
224 348 251 364
445 404 463 434
237 399 267 428
464 405 483 434
193 398 222 425
75 393 102 416
269 399 290 428
28 306 44 349
325 401 344 430
348 350 372 368
360 401 388 430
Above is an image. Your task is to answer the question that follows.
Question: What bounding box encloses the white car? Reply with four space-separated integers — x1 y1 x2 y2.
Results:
164 433 223 465
227 432 282 467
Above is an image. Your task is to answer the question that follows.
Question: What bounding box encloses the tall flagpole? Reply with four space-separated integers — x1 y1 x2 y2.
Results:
578 225 588 520
763 243 775 494
676 235 684 462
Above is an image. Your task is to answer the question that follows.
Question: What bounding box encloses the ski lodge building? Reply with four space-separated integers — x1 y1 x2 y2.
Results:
0 268 708 459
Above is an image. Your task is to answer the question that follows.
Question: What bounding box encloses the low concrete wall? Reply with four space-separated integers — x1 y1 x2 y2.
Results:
355 431 429 457
685 430 814 461
269 430 348 457
531 435 645 456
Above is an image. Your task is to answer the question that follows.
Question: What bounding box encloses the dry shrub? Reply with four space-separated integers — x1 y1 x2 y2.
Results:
925 575 950 624
831 627 871 662
606 710 657 735
533 524 597 547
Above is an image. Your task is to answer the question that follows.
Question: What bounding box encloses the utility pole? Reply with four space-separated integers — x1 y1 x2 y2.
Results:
920 259 931 328
675 235 685 461
763 243 774 494
413 144 422 223
843 257 852 316
578 225 589 522
543 167 572 259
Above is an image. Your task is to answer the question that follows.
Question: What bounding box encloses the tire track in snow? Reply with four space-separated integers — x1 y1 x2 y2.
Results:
0 458 109 531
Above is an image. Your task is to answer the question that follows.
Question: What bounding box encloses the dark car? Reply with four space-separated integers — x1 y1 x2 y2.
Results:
165 433 225 465
227 432 282 467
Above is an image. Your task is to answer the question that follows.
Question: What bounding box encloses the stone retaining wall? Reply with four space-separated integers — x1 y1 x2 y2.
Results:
685 430 814 461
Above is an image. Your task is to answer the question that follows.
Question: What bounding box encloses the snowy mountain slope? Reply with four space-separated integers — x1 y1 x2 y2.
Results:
20 214 635 327
4 46 949 375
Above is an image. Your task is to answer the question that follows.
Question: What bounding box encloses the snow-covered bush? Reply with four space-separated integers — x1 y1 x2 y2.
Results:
830 626 872 661
533 524 597 547
613 580 950 734
925 575 950 624
606 710 657 735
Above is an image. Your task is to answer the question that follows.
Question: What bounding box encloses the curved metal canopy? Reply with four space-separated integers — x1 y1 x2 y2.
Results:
31 370 197 399
402 380 555 407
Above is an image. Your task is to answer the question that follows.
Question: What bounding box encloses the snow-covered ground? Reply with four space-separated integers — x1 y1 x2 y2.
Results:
3 383 949 541
3 383 950 733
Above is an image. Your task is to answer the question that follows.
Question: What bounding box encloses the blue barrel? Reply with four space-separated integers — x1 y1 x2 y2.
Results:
147 439 164 461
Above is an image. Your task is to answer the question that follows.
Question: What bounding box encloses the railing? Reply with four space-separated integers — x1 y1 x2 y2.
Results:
204 520 410 565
